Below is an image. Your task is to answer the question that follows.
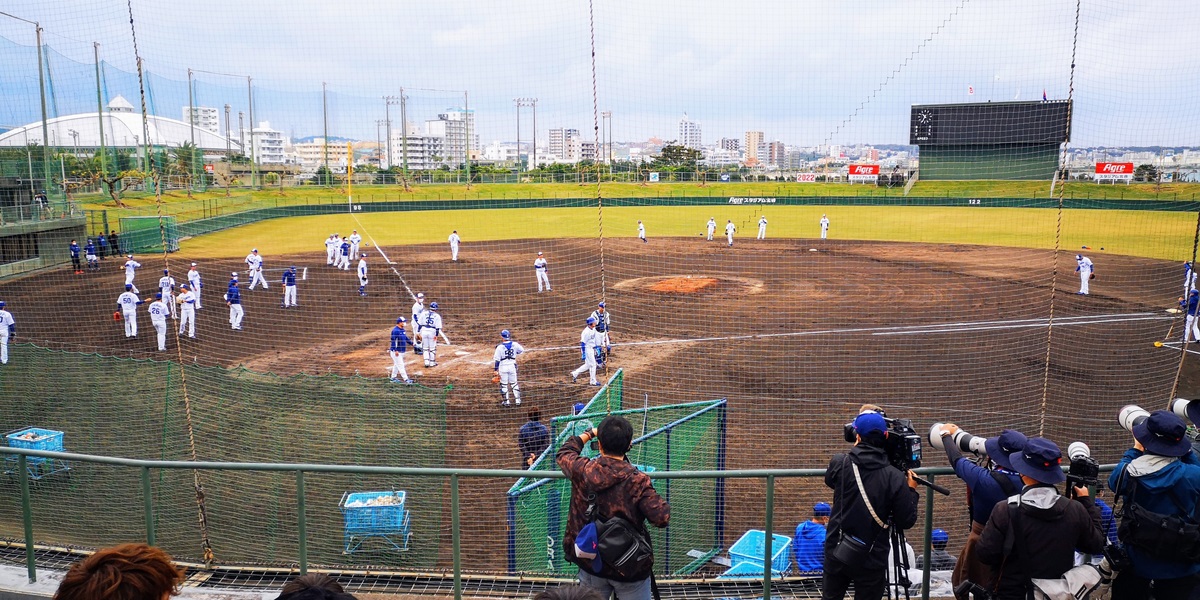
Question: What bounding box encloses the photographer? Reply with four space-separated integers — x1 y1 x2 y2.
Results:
822 411 920 600
935 425 1027 598
976 438 1105 599
1107 410 1200 599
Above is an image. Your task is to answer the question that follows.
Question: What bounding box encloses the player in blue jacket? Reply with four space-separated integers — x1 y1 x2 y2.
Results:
84 239 99 271
69 240 82 274
794 502 830 572
226 280 243 330
389 317 413 383
281 266 298 308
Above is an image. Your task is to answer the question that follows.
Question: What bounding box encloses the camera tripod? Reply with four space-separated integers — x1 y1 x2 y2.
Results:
887 525 913 600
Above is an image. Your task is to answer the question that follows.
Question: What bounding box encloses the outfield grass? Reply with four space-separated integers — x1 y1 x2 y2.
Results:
179 204 1197 262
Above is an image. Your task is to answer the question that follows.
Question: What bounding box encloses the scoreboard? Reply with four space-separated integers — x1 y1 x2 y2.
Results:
910 100 1072 145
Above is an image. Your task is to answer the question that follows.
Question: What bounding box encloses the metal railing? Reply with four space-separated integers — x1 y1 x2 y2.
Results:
0 446 1117 599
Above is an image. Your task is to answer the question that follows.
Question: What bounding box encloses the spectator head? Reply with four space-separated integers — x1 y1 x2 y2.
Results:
1009 437 1065 485
532 584 605 600
596 415 634 456
931 528 949 549
984 429 1028 471
528 409 541 422
274 573 356 600
813 501 831 524
853 411 888 448
1134 410 1192 457
573 402 586 415
53 543 184 600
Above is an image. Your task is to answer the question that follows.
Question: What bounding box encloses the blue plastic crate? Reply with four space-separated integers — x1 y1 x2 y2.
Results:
340 491 407 534
728 530 791 574
717 560 784 580
6 428 65 452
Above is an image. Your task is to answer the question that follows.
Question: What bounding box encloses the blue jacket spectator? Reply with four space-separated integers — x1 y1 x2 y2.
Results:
793 502 830 572
518 409 551 468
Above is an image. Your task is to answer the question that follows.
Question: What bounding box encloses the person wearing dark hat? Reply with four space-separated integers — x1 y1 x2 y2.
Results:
821 410 920 600
226 279 243 330
934 424 1026 598
794 502 831 572
158 269 177 319
916 528 957 571
1107 410 1200 599
518 409 550 468
388 317 413 384
976 437 1105 600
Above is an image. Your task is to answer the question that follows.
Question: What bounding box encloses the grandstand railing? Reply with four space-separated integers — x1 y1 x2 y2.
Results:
0 446 1119 600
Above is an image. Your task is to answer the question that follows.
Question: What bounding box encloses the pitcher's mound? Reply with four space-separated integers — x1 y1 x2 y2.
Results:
614 275 765 295
649 277 718 293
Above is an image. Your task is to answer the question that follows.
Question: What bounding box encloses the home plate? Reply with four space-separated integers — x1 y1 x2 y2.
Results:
455 350 470 356
809 248 818 252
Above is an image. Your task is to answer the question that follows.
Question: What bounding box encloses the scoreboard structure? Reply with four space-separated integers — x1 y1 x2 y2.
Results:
910 100 1072 180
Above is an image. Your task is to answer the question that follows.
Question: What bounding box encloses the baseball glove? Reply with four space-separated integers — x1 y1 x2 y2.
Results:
492 373 501 384
1090 273 1096 280
113 310 123 321
413 343 424 353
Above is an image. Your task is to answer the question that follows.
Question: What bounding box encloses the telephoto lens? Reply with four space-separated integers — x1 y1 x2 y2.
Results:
1171 398 1199 426
1118 405 1151 432
1067 441 1091 461
928 423 987 456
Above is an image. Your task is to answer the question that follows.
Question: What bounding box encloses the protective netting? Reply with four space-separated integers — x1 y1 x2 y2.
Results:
1 1 1200 597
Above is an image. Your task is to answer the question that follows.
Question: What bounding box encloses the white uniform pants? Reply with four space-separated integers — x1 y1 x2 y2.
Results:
192 288 202 309
1079 270 1090 295
499 362 520 402
327 246 336 265
571 352 598 385
179 307 195 337
421 329 438 365
152 319 167 351
337 255 350 270
284 285 297 307
162 290 177 318
249 268 268 290
125 275 139 294
536 270 551 292
123 310 138 337
390 350 409 381
450 243 459 261
821 226 828 239
1187 314 1200 343
757 224 766 239
707 228 715 241
727 232 734 246
1 328 8 364
229 304 244 329
350 243 360 260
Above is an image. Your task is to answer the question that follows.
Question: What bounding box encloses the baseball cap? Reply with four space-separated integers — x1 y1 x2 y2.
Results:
1192 289 1198 296
573 523 602 573
430 302 439 310
232 272 239 277
853 412 887 436
155 293 162 299
0 301 5 308
573 402 586 415
252 248 258 252
1076 254 1082 260
127 254 133 258
537 251 543 255
501 329 510 339
1133 410 1192 457
586 316 597 324
1009 437 1065 485
984 429 1028 471
164 269 169 275
931 528 949 545
190 262 197 267
179 284 188 290
598 301 605 308
125 284 132 290
417 292 424 298
290 266 296 271
813 502 831 517
396 317 406 324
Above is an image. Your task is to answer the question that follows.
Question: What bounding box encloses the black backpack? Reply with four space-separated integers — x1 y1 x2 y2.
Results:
1113 468 1200 562
584 493 655 582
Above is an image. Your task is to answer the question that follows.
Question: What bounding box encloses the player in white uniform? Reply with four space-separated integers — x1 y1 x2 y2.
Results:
158 270 177 319
411 293 426 332
757 215 768 239
246 249 268 290
187 263 203 309
589 302 612 358
0 300 14 365
448 230 461 261
418 302 444 367
325 234 339 266
357 255 369 296
177 284 196 338
493 329 525 406
281 266 298 307
534 252 551 292
349 230 363 260
570 317 601 385
117 284 144 338
148 293 170 351
819 214 830 239
1075 254 1094 295
123 255 141 294
637 221 647 243
1185 262 1198 298
706 218 716 241
725 220 736 247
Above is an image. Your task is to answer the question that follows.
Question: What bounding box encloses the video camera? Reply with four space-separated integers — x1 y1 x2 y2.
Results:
843 410 923 471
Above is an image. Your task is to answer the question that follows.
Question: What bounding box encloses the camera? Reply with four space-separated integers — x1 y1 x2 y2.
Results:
843 410 922 471
1118 405 1151 432
1171 397 1199 426
953 580 992 600
928 423 987 457
1065 441 1099 492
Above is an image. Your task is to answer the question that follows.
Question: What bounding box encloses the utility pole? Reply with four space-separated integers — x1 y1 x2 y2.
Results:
94 43 108 190
35 22 52 201
384 95 400 171
375 119 387 168
238 111 244 151
400 88 409 181
515 99 521 172
463 90 471 187
322 82 329 182
247 76 257 189
224 104 231 158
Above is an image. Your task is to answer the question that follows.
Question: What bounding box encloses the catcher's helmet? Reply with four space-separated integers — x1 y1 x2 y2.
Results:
430 302 439 310
598 301 605 308
501 329 510 339
586 317 597 325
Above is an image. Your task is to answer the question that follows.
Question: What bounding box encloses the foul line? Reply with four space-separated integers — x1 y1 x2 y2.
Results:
1159 341 1200 356
529 312 1171 352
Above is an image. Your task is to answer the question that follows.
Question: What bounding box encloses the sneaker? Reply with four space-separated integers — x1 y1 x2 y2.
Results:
591 382 602 386
404 379 414 384
515 398 522 405
390 378 400 383
501 400 511 407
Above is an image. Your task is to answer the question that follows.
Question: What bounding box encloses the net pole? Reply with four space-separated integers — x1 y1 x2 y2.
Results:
1170 210 1200 401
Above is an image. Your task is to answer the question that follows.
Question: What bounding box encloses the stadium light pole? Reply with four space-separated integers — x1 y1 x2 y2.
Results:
322 82 329 182
35 23 52 201
463 90 471 187
247 76 257 189
374 119 388 168
399 88 409 182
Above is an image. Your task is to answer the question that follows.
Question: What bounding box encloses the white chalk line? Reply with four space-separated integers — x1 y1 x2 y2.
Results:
1158 341 1200 356
528 312 1171 352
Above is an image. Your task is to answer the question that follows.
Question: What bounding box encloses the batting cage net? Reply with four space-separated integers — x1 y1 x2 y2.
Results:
1 0 1199 598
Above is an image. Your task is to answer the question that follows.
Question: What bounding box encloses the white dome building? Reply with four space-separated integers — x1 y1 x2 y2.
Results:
0 96 239 152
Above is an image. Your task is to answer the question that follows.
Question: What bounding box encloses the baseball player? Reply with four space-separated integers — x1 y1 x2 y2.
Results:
637 220 647 243
1181 289 1200 343
70 240 82 274
226 279 243 330
570 317 601 385
757 215 768 240
418 302 443 367
493 329 525 406
117 284 144 337
336 237 351 270
148 293 170 351
706 217 716 241
281 266 298 307
123 255 141 294
1075 254 1094 295
411 292 426 332
0 300 13 365
177 284 196 338
85 239 99 271
389 317 414 383
246 249 268 290
448 230 461 261
357 254 369 297
725 219 736 247
349 230 363 260
187 263 203 309
227 271 239 294
98 233 109 259
158 270 177 319
819 214 830 239
534 251 551 292
589 301 612 358
325 234 339 266
1185 262 1198 298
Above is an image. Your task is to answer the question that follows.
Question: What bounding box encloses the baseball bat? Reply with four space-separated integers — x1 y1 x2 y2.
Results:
440 331 451 345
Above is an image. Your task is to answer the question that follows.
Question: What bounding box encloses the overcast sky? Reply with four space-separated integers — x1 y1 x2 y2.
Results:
1 0 1197 147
